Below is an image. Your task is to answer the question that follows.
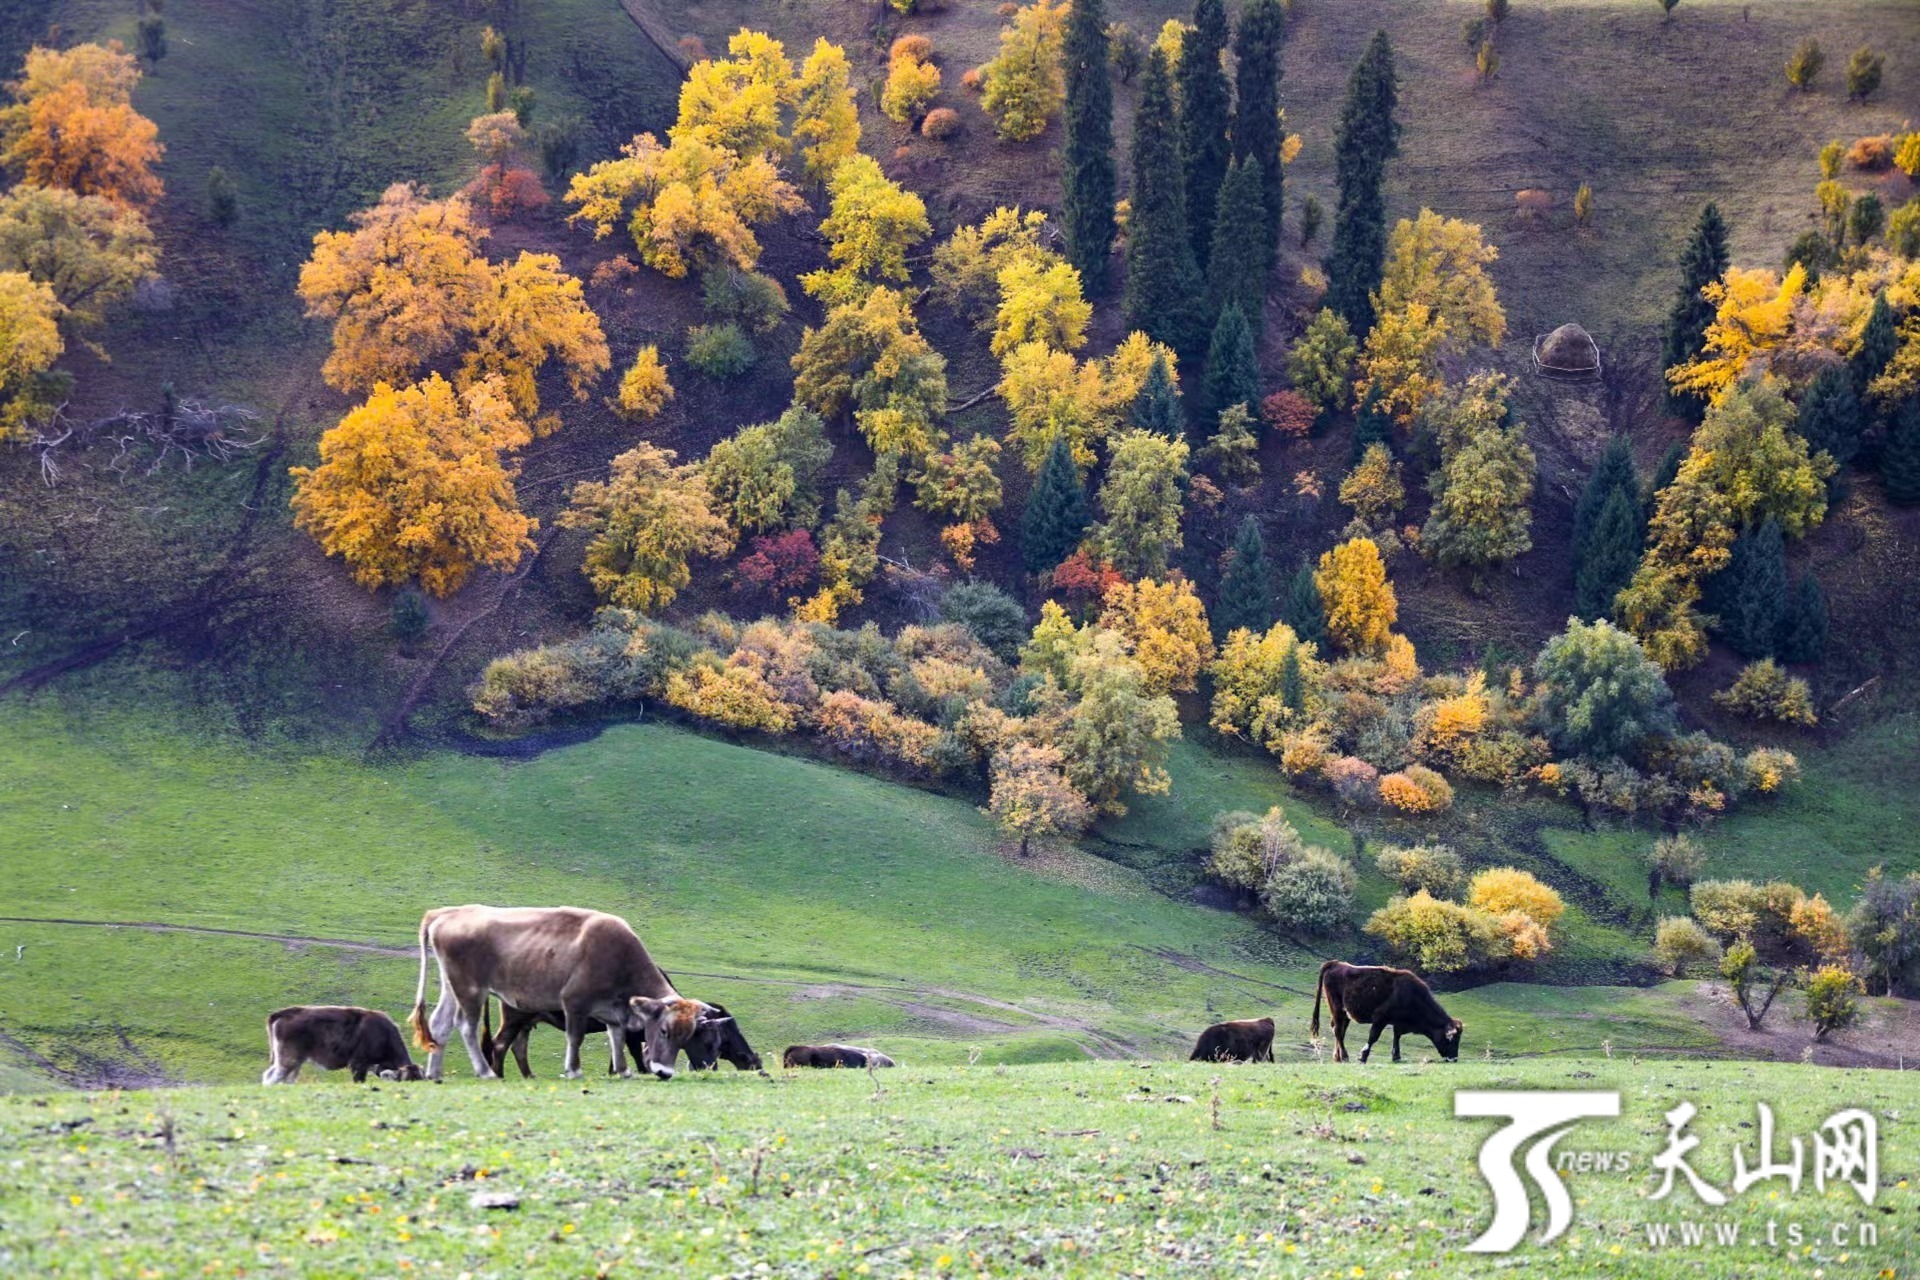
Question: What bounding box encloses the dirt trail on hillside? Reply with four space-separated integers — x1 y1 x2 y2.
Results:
0 916 1153 1059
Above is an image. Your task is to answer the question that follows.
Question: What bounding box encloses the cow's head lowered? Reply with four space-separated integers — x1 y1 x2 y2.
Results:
626 997 732 1079
1433 1018 1464 1062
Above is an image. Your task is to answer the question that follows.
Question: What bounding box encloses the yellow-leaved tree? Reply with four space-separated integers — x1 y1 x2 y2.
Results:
0 42 163 209
460 251 610 431
0 269 63 440
790 39 861 185
802 153 930 302
289 375 537 596
561 442 736 612
992 256 1090 357
1097 575 1214 695
1375 210 1505 350
0 184 157 332
1315 537 1398 654
1666 264 1806 407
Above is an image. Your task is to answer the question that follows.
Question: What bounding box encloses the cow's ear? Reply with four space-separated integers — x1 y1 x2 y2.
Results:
628 996 665 1026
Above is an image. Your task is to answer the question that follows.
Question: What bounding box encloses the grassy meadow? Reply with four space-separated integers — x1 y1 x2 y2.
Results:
2 1059 1915 1277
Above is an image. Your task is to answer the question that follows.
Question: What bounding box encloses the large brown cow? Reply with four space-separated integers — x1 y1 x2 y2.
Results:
262 1006 424 1084
408 905 724 1081
1189 1017 1275 1063
1310 960 1463 1063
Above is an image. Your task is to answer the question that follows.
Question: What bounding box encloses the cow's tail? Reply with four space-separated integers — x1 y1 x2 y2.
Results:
480 996 493 1053
1310 962 1328 1037
409 913 440 1052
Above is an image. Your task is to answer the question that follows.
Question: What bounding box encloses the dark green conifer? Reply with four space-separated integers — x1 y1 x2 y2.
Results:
1124 48 1207 357
1852 291 1897 401
1177 0 1232 270
1661 203 1731 422
1131 351 1184 436
1207 158 1268 333
1775 573 1829 664
1022 434 1092 574
1215 514 1272 639
1324 31 1399 337
1883 397 1920 506
1798 366 1863 470
1573 437 1639 555
1717 520 1788 660
1646 442 1686 514
1279 643 1306 713
1061 0 1118 295
1350 386 1394 465
1574 484 1644 621
1231 0 1286 256
1201 302 1260 429
1281 562 1327 647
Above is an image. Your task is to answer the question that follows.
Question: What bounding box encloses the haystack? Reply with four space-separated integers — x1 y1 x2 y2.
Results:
1533 323 1601 379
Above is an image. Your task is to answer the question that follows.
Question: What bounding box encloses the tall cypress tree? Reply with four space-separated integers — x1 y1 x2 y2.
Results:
1279 644 1306 713
1573 437 1639 557
1177 0 1232 271
1718 520 1789 659
1325 32 1400 337
1207 158 1268 331
1131 351 1184 435
1124 48 1206 357
1215 514 1273 638
1281 561 1327 647
1231 0 1286 258
1798 366 1863 470
1884 396 1920 506
1022 434 1092 573
1202 302 1260 428
1574 484 1644 621
1061 0 1117 295
1661 203 1731 422
1776 573 1829 663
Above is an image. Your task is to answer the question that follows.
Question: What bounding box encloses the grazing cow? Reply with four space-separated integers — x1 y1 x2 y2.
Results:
409 905 726 1081
782 1044 896 1069
262 1006 424 1085
484 998 760 1076
1311 960 1463 1063
1189 1017 1275 1063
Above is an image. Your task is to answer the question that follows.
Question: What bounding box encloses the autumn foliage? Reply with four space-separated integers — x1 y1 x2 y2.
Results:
1 43 163 209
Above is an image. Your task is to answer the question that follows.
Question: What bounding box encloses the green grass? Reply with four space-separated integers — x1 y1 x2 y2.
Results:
0 692 1741 1090
1 1059 1913 1276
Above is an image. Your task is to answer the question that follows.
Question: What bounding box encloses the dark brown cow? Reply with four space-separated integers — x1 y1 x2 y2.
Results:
262 1006 424 1084
409 905 725 1081
782 1044 896 1069
1189 1017 1275 1063
1311 960 1463 1063
484 999 761 1076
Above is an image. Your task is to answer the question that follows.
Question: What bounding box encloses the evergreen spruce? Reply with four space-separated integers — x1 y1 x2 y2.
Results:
1061 0 1118 295
1350 386 1394 465
1124 49 1207 357
1797 367 1863 470
1776 573 1829 664
1661 203 1731 422
1177 0 1233 271
1852 291 1897 402
1207 158 1269 334
1231 0 1286 257
1646 441 1686 514
1574 484 1644 621
1884 397 1920 506
1281 562 1327 646
1717 520 1789 660
1131 351 1184 435
1201 302 1260 428
1022 434 1093 574
1215 514 1273 638
1572 437 1638 555
1324 31 1399 337
1279 644 1306 714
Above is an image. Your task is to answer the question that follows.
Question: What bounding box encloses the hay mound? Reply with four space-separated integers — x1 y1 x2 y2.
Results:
1535 323 1599 372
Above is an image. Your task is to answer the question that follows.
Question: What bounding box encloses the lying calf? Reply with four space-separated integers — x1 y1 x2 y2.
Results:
263 1005 424 1084
782 1044 896 1069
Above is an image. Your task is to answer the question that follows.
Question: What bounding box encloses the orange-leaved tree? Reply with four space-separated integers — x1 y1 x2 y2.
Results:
289 374 538 596
0 42 163 209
